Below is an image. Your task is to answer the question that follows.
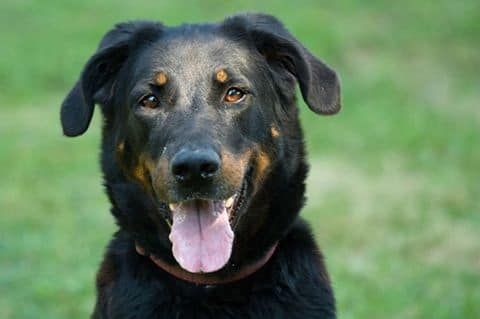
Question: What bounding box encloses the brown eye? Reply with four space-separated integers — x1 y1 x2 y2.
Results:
224 87 246 103
140 95 159 109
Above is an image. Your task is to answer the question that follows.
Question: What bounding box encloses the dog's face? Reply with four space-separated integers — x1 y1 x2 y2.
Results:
121 33 266 203
61 14 340 274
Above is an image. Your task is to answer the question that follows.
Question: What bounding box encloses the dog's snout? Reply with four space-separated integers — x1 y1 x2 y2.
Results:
170 148 221 183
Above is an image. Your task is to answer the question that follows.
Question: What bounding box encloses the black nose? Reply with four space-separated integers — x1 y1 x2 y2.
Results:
170 148 221 183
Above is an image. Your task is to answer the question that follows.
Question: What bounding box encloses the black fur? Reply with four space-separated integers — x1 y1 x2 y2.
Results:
61 13 340 318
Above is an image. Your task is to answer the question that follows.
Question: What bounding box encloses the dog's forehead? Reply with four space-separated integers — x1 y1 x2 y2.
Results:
133 28 252 82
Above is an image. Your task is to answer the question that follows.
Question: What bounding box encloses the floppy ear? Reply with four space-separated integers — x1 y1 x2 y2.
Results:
223 13 341 115
60 21 163 137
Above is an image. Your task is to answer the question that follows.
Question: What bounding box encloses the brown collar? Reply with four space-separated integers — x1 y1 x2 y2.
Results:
135 242 278 285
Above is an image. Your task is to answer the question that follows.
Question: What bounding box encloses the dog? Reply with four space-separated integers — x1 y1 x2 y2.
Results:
60 13 341 318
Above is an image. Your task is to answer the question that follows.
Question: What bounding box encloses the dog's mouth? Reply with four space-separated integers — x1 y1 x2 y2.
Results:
163 177 248 274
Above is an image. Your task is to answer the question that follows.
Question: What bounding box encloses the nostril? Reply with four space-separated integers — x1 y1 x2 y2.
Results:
199 161 219 179
172 163 190 181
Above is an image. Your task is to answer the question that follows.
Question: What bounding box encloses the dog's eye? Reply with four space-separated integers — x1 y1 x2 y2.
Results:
224 87 246 103
139 95 160 109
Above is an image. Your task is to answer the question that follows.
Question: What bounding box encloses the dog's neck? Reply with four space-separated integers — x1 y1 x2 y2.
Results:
135 241 278 285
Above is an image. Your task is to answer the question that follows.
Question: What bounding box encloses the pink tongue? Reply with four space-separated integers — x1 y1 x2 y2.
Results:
168 200 234 273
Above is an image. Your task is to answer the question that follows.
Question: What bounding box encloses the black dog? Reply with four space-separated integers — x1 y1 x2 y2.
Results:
61 13 341 318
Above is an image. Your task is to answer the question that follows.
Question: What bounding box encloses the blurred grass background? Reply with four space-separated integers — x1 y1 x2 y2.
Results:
0 0 479 318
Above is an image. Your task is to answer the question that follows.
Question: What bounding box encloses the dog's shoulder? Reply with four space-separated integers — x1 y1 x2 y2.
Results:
265 218 336 316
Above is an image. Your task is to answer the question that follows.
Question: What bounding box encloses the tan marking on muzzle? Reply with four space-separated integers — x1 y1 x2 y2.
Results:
221 148 251 188
150 156 170 200
155 71 168 86
215 69 228 83
116 143 155 193
132 165 148 187
130 154 156 192
254 151 272 185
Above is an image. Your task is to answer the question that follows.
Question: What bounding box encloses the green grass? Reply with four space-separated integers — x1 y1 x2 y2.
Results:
1 0 479 318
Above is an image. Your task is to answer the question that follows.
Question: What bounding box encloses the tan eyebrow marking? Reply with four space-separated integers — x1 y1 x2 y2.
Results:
155 72 168 86
215 69 228 83
116 141 125 153
270 125 280 138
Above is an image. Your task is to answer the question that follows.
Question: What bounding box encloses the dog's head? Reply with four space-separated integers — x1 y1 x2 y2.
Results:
61 14 340 275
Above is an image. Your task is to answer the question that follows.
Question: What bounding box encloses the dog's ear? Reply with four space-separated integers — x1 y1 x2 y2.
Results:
223 13 341 115
60 21 163 137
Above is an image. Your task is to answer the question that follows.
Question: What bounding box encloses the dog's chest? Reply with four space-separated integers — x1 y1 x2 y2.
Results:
105 280 326 319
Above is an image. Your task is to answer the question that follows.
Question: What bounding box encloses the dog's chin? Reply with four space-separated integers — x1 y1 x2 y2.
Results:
155 178 248 274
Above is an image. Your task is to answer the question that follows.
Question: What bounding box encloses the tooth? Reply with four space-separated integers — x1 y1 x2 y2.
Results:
225 196 235 208
169 203 179 211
